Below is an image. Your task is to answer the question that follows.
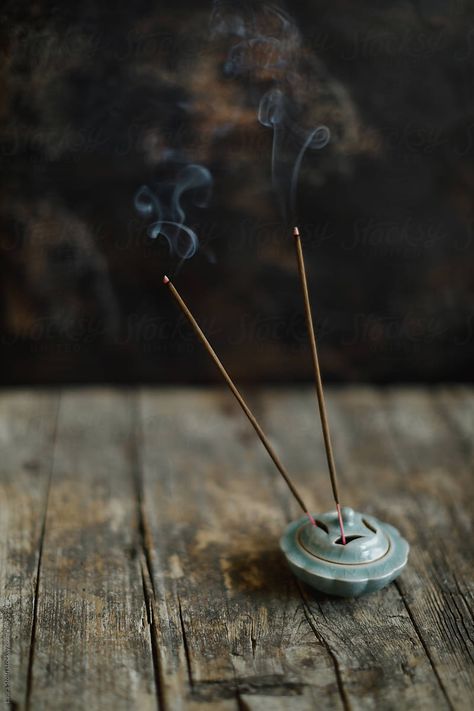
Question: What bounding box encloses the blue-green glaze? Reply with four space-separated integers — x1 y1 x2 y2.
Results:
280 507 409 597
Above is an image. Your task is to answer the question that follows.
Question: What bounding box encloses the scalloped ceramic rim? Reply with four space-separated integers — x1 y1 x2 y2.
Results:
280 512 410 592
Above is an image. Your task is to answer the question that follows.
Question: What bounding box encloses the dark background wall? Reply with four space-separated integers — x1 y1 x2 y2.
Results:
1 0 473 385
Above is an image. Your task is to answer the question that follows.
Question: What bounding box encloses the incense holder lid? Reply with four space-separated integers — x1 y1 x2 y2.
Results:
281 507 409 597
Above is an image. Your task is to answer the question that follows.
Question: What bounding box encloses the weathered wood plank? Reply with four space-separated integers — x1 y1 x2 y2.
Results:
2 385 472 710
381 388 474 710
0 390 58 710
139 388 345 710
437 386 474 463
262 386 454 711
27 390 157 710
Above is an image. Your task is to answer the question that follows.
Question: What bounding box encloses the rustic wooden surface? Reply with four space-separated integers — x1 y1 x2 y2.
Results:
0 386 472 710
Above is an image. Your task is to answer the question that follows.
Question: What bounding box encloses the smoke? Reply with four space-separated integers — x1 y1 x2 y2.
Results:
211 1 330 222
134 164 213 261
134 2 329 265
258 88 330 220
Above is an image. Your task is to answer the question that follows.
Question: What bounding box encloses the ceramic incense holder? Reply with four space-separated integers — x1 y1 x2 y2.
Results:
281 506 409 597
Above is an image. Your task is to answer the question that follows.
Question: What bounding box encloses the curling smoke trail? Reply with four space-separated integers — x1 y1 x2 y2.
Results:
211 1 330 221
134 164 213 261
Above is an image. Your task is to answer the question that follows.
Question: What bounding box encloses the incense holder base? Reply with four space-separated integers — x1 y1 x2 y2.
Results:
280 507 409 598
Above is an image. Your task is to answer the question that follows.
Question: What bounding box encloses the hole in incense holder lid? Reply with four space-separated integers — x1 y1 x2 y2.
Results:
299 507 389 564
335 535 363 545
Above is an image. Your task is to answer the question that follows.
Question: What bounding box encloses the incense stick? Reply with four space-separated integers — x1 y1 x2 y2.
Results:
163 275 317 527
292 227 347 544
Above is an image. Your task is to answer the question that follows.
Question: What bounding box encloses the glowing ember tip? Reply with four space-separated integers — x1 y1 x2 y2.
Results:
163 275 170 285
293 226 300 237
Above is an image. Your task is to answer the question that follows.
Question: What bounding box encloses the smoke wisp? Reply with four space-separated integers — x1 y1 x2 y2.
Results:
211 1 330 221
135 163 213 262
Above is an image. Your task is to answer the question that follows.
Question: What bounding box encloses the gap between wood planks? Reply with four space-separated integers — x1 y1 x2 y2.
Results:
131 394 167 711
25 394 60 711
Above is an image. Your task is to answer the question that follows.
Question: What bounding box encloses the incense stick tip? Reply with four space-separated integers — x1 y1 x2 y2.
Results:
293 226 300 237
163 275 170 285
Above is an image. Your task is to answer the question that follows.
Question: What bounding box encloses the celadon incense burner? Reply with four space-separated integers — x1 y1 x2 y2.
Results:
281 507 409 597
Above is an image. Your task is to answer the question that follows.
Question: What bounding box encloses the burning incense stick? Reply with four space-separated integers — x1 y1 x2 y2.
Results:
292 227 346 544
163 275 317 527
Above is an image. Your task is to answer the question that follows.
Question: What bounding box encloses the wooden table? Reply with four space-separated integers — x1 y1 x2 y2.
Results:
1 387 472 710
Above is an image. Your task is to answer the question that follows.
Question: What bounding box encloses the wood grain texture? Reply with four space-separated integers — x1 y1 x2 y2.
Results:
25 390 157 710
0 390 58 710
0 387 472 710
